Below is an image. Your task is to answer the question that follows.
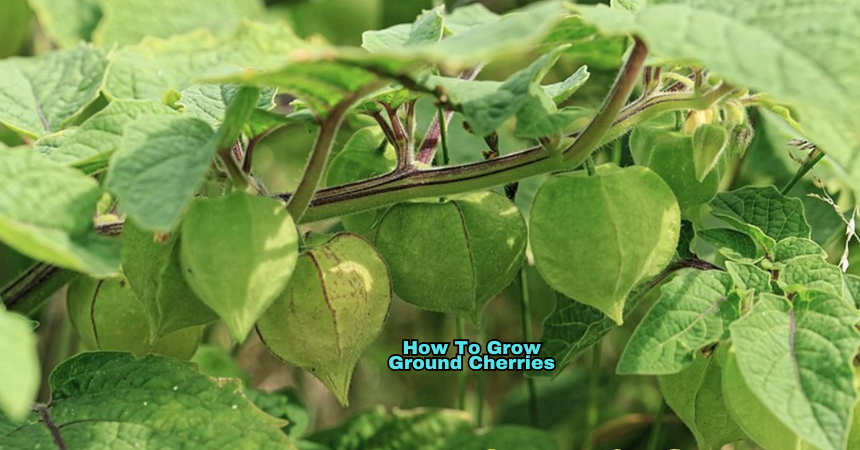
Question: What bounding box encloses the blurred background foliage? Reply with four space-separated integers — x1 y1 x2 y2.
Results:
0 0 856 449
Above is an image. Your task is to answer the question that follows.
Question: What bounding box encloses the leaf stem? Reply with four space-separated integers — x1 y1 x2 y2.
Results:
286 82 384 221
583 342 601 450
519 268 539 427
437 107 450 166
781 148 824 195
584 157 597 176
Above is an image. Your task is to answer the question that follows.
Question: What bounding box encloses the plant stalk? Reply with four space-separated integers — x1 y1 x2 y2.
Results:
519 268 539 427
583 342 601 450
286 82 384 220
781 148 825 195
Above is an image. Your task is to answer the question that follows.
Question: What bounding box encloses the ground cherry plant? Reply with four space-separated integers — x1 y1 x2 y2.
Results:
1 0 860 449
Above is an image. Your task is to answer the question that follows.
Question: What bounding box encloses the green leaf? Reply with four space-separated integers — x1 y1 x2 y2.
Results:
423 46 573 137
617 270 735 375
658 349 746 450
0 45 108 138
105 115 215 231
574 0 860 200
181 191 299 342
368 2 567 66
630 125 720 211
0 148 120 277
692 124 728 182
0 307 39 421
725 261 772 294
374 191 527 325
723 349 820 450
539 16 627 69
0 352 295 448
191 344 251 386
325 127 396 234
93 0 265 46
362 7 445 52
542 65 590 104
530 164 680 324
27 0 101 47
779 255 845 298
257 233 390 406
772 237 827 263
121 220 218 337
846 274 860 309
107 83 257 231
443 4 500 34
104 22 303 102
730 291 860 450
245 388 309 438
177 84 277 128
39 99 177 168
710 186 811 248
308 406 474 450
697 228 762 263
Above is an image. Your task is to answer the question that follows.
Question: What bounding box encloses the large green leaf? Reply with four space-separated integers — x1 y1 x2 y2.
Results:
723 350 821 450
710 186 811 248
530 164 680 324
575 0 860 198
0 352 295 448
0 45 108 138
181 191 299 342
779 255 845 299
658 349 746 450
176 84 277 128
105 115 215 231
38 99 177 168
93 0 264 46
27 0 102 47
106 85 258 231
0 148 120 277
725 261 772 294
617 270 735 375
730 292 860 450
361 6 445 52
103 22 303 102
0 307 39 422
697 228 762 263
309 407 474 450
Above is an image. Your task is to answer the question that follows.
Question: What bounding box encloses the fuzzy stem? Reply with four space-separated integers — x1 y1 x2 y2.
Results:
519 268 539 427
564 38 648 166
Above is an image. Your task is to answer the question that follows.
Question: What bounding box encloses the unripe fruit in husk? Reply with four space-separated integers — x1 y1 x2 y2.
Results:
530 164 680 325
257 233 391 406
326 127 396 234
373 191 528 325
630 125 720 211
67 275 202 359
